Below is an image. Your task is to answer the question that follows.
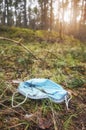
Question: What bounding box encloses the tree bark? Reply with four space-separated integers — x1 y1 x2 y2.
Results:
23 0 27 27
50 0 53 31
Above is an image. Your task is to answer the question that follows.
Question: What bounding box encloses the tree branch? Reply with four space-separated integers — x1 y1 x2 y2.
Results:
0 37 39 60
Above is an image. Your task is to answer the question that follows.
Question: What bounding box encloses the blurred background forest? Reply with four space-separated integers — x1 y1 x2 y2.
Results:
0 0 86 41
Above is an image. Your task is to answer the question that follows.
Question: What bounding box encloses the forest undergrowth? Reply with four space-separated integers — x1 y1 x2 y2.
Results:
0 27 86 130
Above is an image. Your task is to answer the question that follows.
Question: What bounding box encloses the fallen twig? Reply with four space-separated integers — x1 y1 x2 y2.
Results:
7 122 27 129
0 37 39 60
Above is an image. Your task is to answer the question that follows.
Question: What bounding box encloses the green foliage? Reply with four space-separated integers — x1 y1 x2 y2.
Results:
68 78 85 88
0 26 60 43
0 26 36 42
11 27 36 42
63 114 77 130
70 46 86 62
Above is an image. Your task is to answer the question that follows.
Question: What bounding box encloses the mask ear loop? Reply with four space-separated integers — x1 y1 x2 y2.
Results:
12 90 28 108
65 92 72 110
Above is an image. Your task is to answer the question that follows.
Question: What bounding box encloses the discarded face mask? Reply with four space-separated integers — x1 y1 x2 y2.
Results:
12 78 72 109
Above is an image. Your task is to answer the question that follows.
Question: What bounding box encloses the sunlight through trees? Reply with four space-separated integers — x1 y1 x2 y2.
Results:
0 0 86 40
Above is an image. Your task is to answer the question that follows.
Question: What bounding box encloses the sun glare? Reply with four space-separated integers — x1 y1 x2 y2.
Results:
64 10 70 23
58 9 71 23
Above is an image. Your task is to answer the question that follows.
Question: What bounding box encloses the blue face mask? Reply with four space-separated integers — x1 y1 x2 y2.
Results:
12 78 72 109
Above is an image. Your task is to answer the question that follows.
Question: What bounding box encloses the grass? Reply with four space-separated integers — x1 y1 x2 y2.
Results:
0 27 86 130
63 114 77 130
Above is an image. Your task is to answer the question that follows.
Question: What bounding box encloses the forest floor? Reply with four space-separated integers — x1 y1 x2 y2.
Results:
0 30 86 130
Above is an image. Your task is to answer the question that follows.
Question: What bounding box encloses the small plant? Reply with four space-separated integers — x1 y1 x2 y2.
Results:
68 78 85 88
63 114 77 130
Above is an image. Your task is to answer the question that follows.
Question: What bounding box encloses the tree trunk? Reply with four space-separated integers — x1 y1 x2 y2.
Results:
23 0 27 27
83 0 86 24
40 1 43 29
50 0 53 31
6 0 9 26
